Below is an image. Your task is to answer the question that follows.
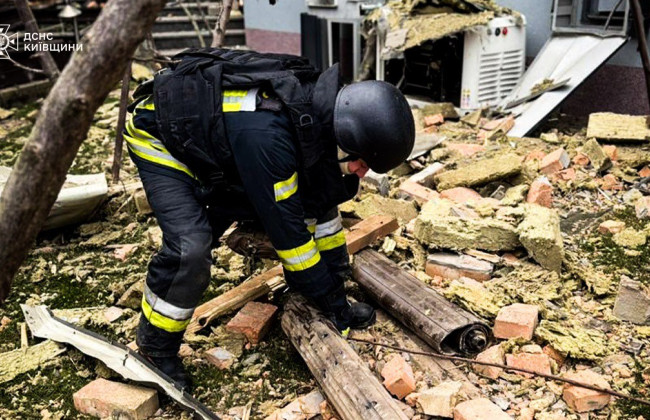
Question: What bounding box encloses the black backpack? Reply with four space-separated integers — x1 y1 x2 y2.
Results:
150 48 331 191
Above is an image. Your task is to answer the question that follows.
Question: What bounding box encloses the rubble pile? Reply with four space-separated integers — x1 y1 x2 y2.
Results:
0 88 649 420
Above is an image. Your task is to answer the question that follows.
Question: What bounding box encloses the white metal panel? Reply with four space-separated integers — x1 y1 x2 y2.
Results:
501 34 627 137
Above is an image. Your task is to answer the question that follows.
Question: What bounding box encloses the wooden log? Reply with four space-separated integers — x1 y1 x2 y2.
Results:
281 295 408 420
353 249 491 355
586 112 650 142
13 0 60 80
186 215 399 334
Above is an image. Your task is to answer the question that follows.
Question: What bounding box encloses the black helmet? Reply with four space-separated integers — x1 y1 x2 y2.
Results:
333 81 415 174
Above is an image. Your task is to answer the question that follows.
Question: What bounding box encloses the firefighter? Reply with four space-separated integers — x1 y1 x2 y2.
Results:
124 53 415 391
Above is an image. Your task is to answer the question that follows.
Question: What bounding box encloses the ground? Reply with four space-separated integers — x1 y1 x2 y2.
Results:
0 90 649 420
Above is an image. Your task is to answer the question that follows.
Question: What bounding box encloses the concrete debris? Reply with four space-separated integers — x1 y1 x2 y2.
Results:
204 347 237 370
433 154 522 190
453 398 513 420
580 139 611 173
473 344 505 379
340 195 419 223
612 277 650 324
265 390 325 420
73 378 159 420
517 204 564 273
586 112 650 142
426 252 493 282
416 381 465 418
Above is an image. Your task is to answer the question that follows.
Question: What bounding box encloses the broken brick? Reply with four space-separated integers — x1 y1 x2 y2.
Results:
481 116 515 133
426 253 493 282
551 168 576 182
602 145 617 161
473 344 505 380
598 220 625 235
639 166 650 178
73 378 158 420
440 187 482 204
562 370 611 412
526 178 553 208
453 398 512 420
381 354 416 399
417 381 464 418
524 150 546 163
543 345 566 366
493 303 539 340
599 174 623 191
635 196 650 219
572 152 590 167
446 143 485 157
399 181 440 204
226 301 278 345
540 148 569 175
424 114 445 126
505 352 552 378
204 347 236 369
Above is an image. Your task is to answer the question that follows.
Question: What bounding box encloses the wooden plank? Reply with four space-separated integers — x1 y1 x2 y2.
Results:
281 295 408 420
586 113 650 142
186 215 399 334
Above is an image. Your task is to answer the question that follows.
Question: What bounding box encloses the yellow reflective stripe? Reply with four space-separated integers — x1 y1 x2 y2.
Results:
141 296 190 333
223 90 248 97
274 172 298 202
305 218 317 234
223 102 242 112
126 117 155 140
125 134 195 178
135 97 155 111
315 230 346 252
341 327 350 337
276 239 321 271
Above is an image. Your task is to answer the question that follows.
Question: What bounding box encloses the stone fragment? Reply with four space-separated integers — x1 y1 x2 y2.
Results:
540 148 569 175
426 253 493 282
407 162 445 188
453 398 512 420
600 174 623 191
116 280 143 310
145 226 163 249
598 220 625 235
446 143 485 157
362 170 390 196
635 196 650 219
562 370 611 412
424 114 444 126
103 306 124 323
517 204 564 273
226 301 278 345
613 276 650 324
417 381 464 418
440 187 482 204
473 345 504 379
73 378 158 420
204 347 236 370
581 139 611 172
493 303 539 340
414 199 520 252
398 181 440 204
434 154 522 190
265 390 325 420
505 352 552 378
526 178 552 208
381 354 416 399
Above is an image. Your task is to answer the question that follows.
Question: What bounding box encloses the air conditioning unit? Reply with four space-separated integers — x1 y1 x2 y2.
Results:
460 16 526 110
377 15 526 112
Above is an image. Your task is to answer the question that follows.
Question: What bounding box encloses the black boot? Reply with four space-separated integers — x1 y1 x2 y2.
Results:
140 352 193 392
314 285 376 333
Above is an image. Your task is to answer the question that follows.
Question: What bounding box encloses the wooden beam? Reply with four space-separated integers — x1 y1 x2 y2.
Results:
281 295 409 420
353 249 491 356
186 215 399 334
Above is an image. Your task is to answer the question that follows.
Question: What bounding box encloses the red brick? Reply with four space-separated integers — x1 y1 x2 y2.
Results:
598 220 626 235
447 143 485 157
453 398 512 420
424 114 445 127
482 116 515 133
505 352 552 378
540 148 570 175
602 145 618 161
493 303 539 340
399 181 440 204
113 244 138 261
527 178 553 208
639 166 650 178
204 347 236 370
572 152 590 167
473 344 504 379
226 301 278 345
426 253 493 282
440 187 482 204
599 174 623 191
381 354 416 399
73 379 158 420
562 370 611 412
524 150 546 163
543 345 566 366
636 196 650 219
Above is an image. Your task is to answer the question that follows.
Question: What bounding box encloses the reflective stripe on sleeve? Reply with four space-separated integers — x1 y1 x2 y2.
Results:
274 172 298 202
276 239 321 271
315 230 346 252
